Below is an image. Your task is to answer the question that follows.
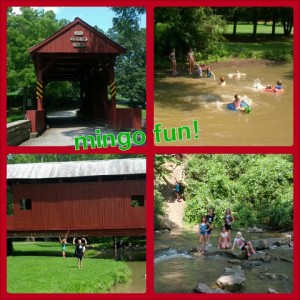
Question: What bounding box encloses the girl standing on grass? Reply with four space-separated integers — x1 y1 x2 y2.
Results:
198 216 212 253
74 239 84 268
59 237 68 258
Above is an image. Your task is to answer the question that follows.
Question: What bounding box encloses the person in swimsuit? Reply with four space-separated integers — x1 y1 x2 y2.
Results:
224 208 235 236
196 64 203 77
187 48 195 75
198 216 212 252
218 226 231 249
266 79 283 91
220 76 226 86
206 66 216 79
205 208 215 245
169 48 177 74
232 231 256 257
59 237 68 258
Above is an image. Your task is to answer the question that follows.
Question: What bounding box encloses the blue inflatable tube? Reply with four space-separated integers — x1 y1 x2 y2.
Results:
227 100 249 111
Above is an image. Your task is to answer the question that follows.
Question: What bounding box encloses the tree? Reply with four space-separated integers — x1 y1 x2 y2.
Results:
155 8 226 61
7 8 71 109
281 8 293 36
107 8 146 105
183 155 293 229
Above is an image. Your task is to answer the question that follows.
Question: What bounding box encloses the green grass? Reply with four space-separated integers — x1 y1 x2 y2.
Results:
224 22 288 35
7 242 131 293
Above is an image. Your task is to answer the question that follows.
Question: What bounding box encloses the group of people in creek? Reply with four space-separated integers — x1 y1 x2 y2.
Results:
198 208 256 257
168 47 283 111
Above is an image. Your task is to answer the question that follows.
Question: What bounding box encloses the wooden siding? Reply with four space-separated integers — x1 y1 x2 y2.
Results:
31 21 125 54
8 180 145 232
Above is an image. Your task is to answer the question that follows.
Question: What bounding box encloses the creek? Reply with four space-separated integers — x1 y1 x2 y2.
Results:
154 61 293 146
154 228 293 293
93 249 146 293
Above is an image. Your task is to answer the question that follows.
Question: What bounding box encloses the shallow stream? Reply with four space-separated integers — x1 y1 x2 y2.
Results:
154 61 293 146
155 229 293 293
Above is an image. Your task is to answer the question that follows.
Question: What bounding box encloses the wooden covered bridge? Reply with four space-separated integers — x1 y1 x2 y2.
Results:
27 17 142 134
7 158 146 238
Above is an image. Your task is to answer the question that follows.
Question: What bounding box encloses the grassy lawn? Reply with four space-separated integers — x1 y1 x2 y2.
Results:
7 242 131 293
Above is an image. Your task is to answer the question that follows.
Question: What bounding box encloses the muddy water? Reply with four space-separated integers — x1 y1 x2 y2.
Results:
155 229 293 293
93 249 146 293
154 62 293 146
110 261 146 293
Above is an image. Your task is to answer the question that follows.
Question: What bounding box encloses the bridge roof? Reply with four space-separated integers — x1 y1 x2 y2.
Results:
28 17 126 82
7 158 146 179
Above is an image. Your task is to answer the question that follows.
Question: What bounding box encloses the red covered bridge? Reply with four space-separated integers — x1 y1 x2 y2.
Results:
27 17 142 134
7 158 146 237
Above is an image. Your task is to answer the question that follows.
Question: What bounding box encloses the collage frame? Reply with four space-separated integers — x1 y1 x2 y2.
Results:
1 0 299 300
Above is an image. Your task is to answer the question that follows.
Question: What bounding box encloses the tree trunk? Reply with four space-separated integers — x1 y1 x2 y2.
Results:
233 10 238 36
271 17 276 38
7 238 13 255
282 8 293 37
252 8 258 39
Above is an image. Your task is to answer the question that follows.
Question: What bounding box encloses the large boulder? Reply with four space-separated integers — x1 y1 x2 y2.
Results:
216 266 246 292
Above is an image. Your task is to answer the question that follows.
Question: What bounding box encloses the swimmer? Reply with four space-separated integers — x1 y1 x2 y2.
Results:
266 80 283 91
219 76 226 86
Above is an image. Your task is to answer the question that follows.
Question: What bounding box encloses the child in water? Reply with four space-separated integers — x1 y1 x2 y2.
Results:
232 231 256 257
169 48 177 75
198 216 213 252
205 208 215 245
218 226 231 249
232 94 243 110
187 48 195 75
206 67 216 79
196 64 203 77
266 80 283 91
220 76 226 86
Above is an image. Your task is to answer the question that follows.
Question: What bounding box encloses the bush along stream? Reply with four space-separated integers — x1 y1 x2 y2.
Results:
154 229 293 293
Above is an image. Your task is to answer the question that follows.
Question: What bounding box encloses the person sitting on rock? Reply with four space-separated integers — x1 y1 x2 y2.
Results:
232 231 256 257
218 226 231 249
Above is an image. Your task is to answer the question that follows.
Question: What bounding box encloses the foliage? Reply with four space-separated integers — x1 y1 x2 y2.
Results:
7 8 70 104
155 7 226 61
183 155 293 230
154 7 293 67
108 8 146 104
154 184 166 229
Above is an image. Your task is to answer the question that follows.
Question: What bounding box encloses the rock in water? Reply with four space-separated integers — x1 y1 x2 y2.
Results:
216 266 246 292
193 283 229 294
216 274 246 292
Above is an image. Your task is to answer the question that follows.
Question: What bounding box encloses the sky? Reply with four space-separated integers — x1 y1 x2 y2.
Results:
11 7 146 33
